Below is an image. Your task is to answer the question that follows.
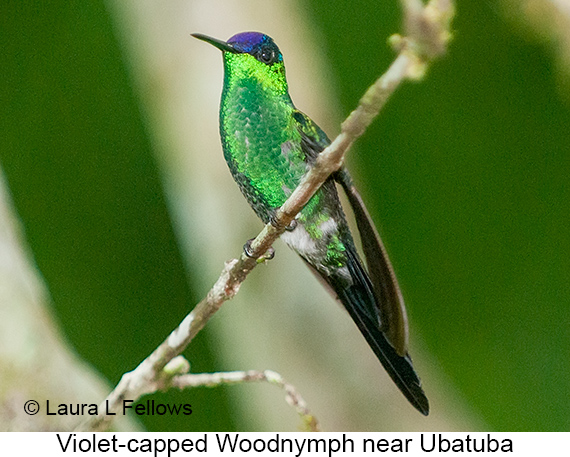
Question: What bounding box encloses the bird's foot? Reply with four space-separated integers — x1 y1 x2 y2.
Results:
243 238 275 262
286 219 298 231
269 214 297 232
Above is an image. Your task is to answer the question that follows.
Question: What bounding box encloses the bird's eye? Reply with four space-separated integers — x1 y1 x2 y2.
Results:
258 46 275 64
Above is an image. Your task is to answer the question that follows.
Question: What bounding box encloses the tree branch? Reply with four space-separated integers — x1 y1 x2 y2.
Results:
171 368 319 432
76 0 454 432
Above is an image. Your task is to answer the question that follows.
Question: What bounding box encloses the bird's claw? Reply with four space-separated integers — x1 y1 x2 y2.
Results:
243 238 275 262
286 219 297 231
269 214 298 232
243 239 256 258
261 247 275 261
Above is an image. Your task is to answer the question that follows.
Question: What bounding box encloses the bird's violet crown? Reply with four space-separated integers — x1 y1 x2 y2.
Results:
227 31 272 53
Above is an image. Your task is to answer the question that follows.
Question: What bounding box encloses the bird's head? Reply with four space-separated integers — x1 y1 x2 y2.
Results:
193 32 289 96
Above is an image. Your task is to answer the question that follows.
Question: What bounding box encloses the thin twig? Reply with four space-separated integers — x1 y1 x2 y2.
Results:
171 369 319 432
76 0 454 432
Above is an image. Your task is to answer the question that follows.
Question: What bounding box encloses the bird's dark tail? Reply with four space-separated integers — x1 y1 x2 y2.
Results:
328 247 430 416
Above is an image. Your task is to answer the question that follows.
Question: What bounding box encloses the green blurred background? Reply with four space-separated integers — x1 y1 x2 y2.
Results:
1 0 569 431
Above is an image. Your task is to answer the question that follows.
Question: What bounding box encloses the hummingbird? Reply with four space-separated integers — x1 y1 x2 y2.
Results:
193 31 429 415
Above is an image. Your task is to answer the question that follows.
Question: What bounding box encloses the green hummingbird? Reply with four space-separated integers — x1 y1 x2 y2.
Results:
193 31 429 415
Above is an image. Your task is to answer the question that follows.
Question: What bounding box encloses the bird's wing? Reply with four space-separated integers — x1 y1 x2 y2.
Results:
292 110 330 163
302 252 428 415
334 168 409 356
293 109 409 355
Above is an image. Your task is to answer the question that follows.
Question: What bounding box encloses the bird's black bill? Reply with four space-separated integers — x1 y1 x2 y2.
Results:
192 33 236 53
